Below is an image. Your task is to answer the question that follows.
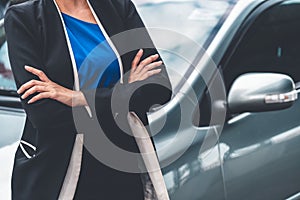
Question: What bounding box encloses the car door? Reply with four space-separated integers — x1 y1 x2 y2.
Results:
133 0 248 199
219 1 300 199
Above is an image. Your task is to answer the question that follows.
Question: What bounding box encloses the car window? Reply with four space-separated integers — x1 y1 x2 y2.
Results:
193 0 300 127
0 19 16 92
0 0 9 18
0 0 237 94
222 0 300 92
133 0 237 89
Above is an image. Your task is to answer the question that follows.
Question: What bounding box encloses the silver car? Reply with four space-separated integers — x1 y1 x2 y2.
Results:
1 0 300 199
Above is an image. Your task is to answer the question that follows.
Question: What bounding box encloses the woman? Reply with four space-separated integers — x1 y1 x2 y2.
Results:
5 0 172 199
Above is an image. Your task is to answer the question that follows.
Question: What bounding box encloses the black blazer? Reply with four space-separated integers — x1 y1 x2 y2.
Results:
5 0 171 199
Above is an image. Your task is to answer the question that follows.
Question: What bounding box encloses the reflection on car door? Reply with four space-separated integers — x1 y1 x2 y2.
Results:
220 1 300 199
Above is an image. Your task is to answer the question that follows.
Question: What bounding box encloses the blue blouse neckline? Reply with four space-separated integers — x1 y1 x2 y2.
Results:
61 12 98 26
61 11 120 89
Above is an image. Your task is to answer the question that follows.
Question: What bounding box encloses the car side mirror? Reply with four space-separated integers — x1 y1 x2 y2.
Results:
228 73 298 114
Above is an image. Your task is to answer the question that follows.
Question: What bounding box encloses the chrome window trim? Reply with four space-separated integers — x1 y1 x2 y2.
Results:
148 0 266 122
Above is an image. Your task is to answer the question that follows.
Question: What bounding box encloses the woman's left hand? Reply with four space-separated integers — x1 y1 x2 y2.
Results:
17 65 87 107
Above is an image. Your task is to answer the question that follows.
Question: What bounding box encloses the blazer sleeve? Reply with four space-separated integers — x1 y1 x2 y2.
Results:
124 0 172 123
5 6 74 130
82 1 172 124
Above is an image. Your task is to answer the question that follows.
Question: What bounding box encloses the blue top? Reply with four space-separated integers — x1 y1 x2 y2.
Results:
62 13 120 89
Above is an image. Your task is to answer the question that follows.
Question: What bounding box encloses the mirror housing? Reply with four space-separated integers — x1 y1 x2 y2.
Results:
228 73 298 114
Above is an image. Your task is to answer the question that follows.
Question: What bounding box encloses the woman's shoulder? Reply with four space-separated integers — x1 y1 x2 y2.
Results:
90 0 133 14
4 0 46 35
6 0 41 13
111 0 136 11
95 0 136 18
5 0 42 22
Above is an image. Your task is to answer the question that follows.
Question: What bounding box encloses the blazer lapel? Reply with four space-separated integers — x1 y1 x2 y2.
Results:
41 0 76 90
42 0 126 88
88 0 125 36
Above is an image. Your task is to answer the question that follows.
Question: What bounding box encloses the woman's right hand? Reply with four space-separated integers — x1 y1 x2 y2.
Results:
17 66 87 107
128 49 163 84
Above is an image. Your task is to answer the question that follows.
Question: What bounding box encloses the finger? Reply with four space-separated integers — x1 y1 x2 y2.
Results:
140 61 163 75
131 49 143 71
141 69 162 80
136 54 159 74
25 65 50 82
17 80 46 94
28 92 52 104
21 85 47 99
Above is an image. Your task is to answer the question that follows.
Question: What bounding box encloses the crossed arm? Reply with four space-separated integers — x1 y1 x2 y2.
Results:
17 49 163 107
5 2 171 129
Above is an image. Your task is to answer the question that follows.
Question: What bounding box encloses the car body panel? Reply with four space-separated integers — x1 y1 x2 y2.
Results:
1 0 300 200
219 0 300 199
0 106 24 148
221 98 300 199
